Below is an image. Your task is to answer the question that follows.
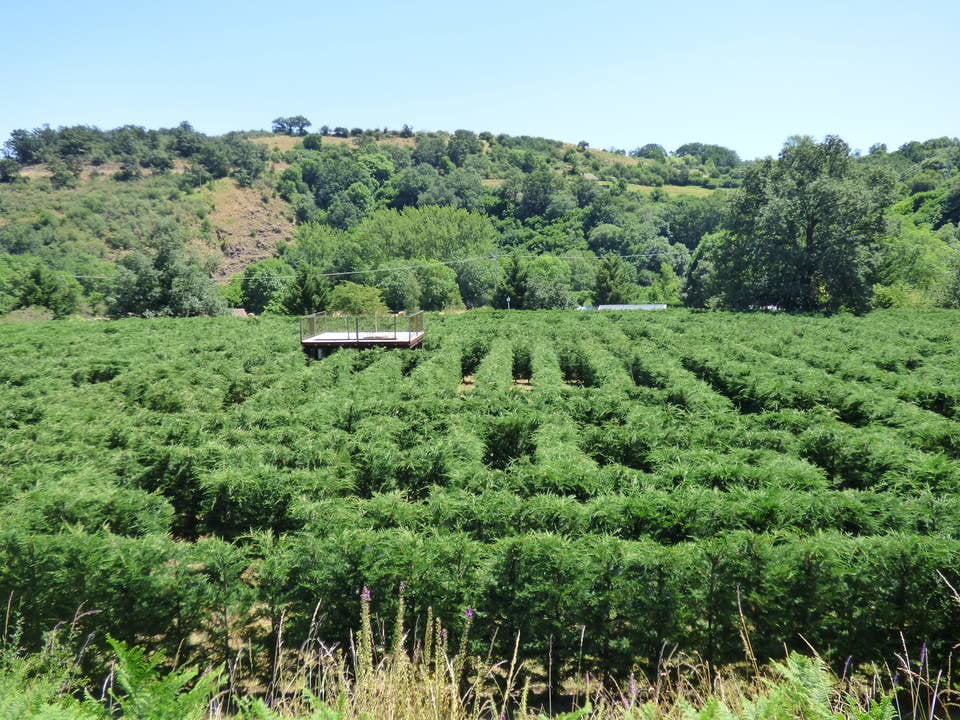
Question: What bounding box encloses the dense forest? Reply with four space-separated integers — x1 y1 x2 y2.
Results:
2 120 958 319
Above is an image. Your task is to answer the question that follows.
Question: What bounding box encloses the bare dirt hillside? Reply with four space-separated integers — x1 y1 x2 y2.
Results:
207 179 295 281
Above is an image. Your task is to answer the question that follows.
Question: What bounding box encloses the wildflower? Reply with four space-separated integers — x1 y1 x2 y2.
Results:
627 672 638 708
465 607 475 620
361 586 372 602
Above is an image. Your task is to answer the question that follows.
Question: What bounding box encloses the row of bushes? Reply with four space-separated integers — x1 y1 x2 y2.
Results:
6 311 960 689
10 321 960 541
305 485 960 540
15 455 958 543
3 527 958 682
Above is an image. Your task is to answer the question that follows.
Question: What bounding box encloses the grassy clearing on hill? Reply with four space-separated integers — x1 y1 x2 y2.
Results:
249 134 419 152
249 134 304 152
629 183 717 197
586 148 643 166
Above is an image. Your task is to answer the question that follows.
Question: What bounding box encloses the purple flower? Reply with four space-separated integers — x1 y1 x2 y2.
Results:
361 586 372 602
465 608 475 620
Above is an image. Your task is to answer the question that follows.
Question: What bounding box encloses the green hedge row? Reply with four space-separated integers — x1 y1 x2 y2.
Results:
3 528 958 681
361 486 960 539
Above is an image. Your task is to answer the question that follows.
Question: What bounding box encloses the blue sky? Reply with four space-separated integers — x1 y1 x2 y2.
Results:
2 0 957 160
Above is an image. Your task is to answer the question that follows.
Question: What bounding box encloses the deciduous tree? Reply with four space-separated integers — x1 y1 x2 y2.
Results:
109 223 225 317
272 116 312 135
525 255 574 309
240 258 293 313
4 128 47 164
0 157 21 182
414 260 463 310
327 281 389 315
446 129 482 167
696 136 894 311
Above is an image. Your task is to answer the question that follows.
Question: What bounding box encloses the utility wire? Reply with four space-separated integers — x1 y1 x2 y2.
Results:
55 249 682 282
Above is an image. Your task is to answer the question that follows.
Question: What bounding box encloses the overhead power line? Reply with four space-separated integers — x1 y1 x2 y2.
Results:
55 249 682 282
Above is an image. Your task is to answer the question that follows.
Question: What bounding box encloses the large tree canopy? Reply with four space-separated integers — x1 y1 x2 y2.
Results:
108 222 224 317
272 116 312 135
690 136 894 312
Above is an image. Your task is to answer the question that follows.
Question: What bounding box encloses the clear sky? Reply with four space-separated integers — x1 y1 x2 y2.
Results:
2 0 957 160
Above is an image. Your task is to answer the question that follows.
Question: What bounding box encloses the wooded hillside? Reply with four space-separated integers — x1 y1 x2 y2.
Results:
2 122 957 319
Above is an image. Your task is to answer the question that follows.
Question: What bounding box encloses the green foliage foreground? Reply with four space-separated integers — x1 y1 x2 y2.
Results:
1 310 960 708
0 597 921 719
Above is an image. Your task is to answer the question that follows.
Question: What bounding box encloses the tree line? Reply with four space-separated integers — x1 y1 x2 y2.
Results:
239 129 960 316
2 122 268 188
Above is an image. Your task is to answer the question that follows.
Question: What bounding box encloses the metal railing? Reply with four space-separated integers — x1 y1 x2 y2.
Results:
300 311 424 342
409 311 424 334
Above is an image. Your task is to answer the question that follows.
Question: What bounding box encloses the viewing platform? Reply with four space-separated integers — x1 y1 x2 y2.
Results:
300 311 425 359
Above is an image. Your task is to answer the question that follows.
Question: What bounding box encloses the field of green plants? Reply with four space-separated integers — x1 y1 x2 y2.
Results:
2 309 960 695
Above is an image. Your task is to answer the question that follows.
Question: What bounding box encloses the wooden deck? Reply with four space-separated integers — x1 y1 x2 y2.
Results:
300 312 425 359
302 329 424 351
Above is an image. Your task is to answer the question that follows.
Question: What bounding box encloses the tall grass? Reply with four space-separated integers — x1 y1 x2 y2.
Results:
219 588 939 720
5 595 953 719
